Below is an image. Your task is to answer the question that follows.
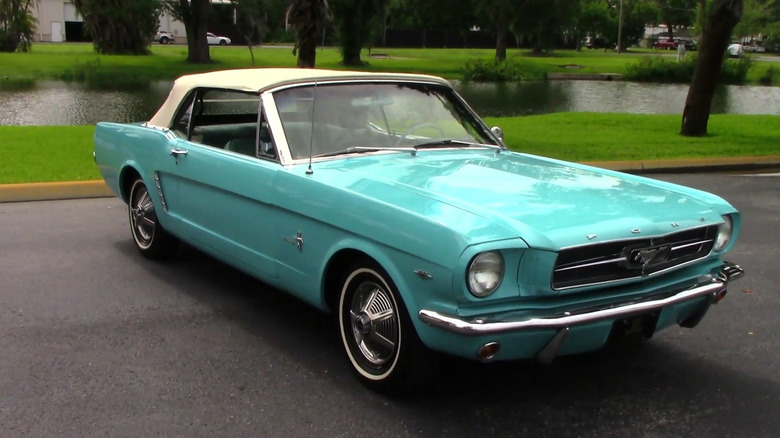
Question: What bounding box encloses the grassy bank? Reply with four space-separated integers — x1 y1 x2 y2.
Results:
1 43 777 85
2 114 779 184
483 113 780 162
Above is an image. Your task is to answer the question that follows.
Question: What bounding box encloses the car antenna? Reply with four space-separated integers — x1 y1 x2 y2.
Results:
306 81 317 175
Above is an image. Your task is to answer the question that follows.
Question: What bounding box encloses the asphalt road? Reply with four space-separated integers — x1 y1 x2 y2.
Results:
1 173 778 438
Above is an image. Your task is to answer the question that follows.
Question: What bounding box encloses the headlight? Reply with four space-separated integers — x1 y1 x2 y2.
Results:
714 215 733 251
467 251 505 297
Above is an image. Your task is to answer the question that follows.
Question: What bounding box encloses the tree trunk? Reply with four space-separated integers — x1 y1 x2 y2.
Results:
182 0 211 64
339 1 364 66
495 31 507 60
681 0 742 136
297 39 317 67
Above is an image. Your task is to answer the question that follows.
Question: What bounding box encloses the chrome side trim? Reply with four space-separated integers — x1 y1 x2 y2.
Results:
153 171 168 213
418 262 744 336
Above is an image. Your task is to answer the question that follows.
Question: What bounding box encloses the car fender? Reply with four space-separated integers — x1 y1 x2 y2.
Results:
318 235 456 331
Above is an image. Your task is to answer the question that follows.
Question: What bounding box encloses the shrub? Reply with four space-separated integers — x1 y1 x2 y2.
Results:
623 56 696 83
624 55 753 84
462 59 526 82
758 66 775 85
720 57 753 84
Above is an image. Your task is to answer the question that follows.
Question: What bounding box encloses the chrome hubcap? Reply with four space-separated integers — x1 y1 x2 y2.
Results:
130 186 156 247
349 282 398 366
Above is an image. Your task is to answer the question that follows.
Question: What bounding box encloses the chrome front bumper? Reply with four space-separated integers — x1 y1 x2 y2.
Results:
418 262 744 336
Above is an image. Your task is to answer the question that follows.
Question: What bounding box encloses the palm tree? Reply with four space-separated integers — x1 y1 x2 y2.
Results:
0 0 38 52
287 0 330 68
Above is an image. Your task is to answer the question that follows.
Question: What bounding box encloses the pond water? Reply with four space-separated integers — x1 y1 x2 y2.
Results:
1 80 779 126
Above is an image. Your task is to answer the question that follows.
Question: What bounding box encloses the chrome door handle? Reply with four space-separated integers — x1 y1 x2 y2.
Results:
170 149 188 157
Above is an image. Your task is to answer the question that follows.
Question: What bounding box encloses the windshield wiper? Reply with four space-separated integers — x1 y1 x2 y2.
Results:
412 139 504 152
313 146 416 158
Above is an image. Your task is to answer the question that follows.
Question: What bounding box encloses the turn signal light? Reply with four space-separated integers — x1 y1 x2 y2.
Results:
477 342 500 360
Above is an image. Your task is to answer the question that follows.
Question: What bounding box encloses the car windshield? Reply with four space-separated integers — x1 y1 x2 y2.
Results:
272 82 497 159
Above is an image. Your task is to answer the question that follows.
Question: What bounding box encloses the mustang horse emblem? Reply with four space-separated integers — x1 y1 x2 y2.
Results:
627 244 672 272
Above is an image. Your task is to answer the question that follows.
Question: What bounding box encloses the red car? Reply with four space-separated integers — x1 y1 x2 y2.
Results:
653 39 677 49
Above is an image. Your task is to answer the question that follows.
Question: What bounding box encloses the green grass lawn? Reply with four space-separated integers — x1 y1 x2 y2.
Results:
1 125 98 183
484 113 780 162
2 113 778 184
1 43 776 85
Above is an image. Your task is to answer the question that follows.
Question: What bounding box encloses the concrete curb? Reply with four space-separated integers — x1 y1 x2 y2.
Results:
584 155 780 174
0 181 113 203
1 156 779 203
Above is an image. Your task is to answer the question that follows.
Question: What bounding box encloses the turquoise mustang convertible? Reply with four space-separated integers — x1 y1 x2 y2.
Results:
94 68 744 392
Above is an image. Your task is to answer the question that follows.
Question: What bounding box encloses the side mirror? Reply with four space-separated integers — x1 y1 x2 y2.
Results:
490 126 503 141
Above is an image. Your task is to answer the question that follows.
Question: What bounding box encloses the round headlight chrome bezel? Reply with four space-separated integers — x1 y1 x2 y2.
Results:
714 215 733 251
467 251 505 298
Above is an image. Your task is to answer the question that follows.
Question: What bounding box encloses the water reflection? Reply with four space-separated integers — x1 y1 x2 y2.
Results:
1 80 779 126
0 81 172 126
457 81 780 117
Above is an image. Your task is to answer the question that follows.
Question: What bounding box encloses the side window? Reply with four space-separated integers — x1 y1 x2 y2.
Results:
172 91 197 138
256 110 277 160
183 89 262 154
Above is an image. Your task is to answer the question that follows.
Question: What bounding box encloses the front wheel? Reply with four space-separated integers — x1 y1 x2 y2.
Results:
219 40 227 46
338 260 434 393
128 179 178 260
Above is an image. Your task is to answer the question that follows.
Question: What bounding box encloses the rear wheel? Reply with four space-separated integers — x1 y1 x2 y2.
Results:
337 259 434 393
128 179 178 260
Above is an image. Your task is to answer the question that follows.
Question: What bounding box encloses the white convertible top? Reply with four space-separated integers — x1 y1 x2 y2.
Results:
147 68 451 128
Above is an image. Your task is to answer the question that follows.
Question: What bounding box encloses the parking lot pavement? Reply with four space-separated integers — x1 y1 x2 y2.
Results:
0 173 778 437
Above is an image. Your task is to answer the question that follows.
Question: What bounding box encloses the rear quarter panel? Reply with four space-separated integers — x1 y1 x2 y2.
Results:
94 122 177 202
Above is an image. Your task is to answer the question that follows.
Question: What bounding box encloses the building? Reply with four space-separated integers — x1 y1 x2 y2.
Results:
30 1 81 42
29 1 235 44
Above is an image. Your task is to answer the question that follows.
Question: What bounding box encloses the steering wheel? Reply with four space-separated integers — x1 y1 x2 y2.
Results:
394 123 446 146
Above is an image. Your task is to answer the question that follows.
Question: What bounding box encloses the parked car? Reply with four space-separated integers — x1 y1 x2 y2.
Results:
652 39 677 50
206 32 231 45
155 30 173 44
728 43 744 57
93 68 745 393
582 36 611 49
675 38 697 51
743 43 766 53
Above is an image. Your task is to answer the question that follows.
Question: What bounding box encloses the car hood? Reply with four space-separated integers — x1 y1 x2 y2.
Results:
310 150 733 250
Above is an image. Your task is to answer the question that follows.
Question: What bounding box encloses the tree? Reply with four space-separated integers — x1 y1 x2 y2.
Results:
681 0 743 136
734 0 780 39
655 0 697 39
330 0 382 65
513 0 582 54
162 0 212 63
73 0 159 54
615 0 660 51
0 0 37 52
475 0 521 60
576 0 656 51
578 0 617 46
231 0 270 66
287 0 330 68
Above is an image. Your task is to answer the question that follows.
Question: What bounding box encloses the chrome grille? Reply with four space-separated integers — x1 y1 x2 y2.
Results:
552 225 718 290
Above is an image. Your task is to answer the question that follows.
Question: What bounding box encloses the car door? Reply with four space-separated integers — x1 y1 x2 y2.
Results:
159 88 281 280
